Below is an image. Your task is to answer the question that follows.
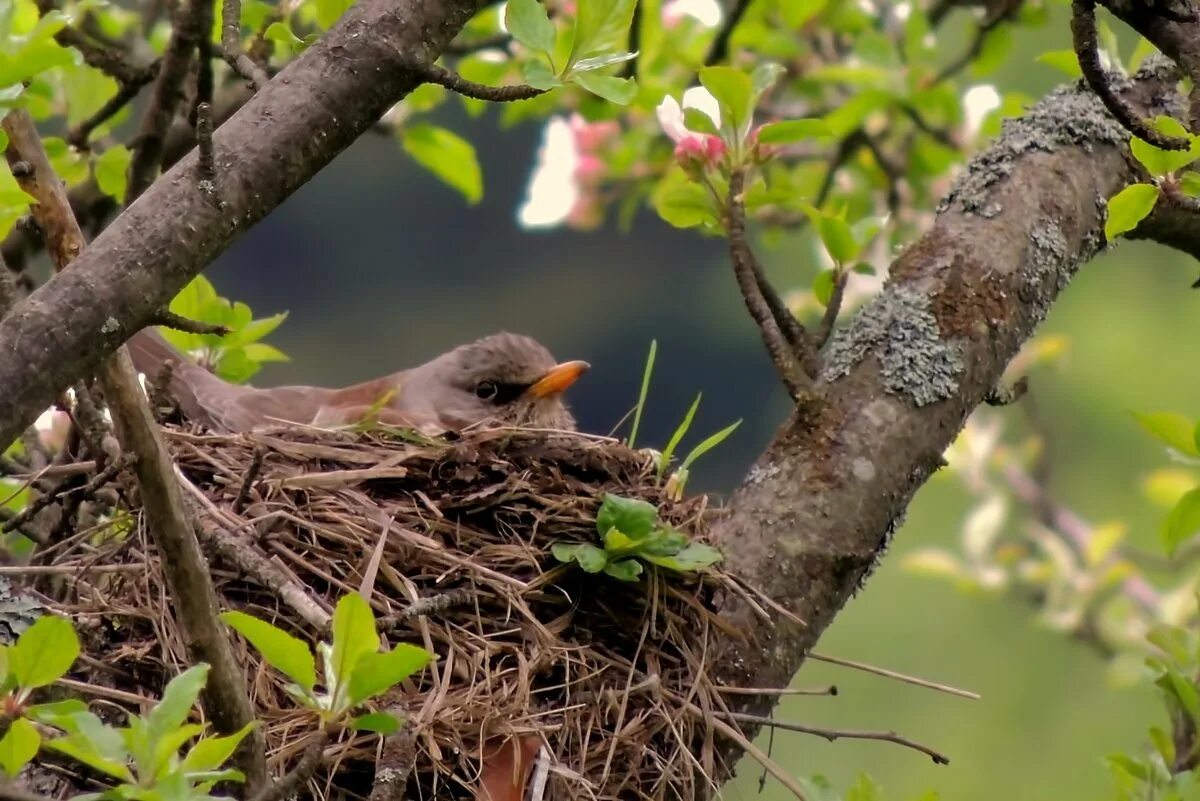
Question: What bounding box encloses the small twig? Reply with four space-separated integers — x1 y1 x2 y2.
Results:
726 169 817 401
716 684 838 696
378 589 475 631
232 446 265 513
0 453 132 534
443 33 512 56
195 102 217 188
0 563 145 575
149 308 230 336
70 382 120 463
411 62 545 102
933 14 1006 84
705 0 751 65
1071 0 1189 150
221 0 271 89
66 66 160 150
813 270 847 348
721 711 951 765
251 730 329 801
367 715 416 801
983 375 1028 406
808 651 981 699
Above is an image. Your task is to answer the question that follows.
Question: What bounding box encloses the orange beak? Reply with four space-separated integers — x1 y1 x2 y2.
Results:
525 360 590 398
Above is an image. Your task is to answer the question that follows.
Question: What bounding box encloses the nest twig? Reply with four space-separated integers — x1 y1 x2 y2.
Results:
23 423 754 801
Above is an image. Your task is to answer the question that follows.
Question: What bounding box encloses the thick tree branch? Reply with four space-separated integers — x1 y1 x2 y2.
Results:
0 107 268 794
0 0 486 449
707 59 1185 767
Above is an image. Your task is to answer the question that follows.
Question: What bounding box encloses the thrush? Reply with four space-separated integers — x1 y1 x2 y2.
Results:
126 328 589 433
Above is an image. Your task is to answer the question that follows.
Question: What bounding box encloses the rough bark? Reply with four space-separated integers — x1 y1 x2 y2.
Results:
0 0 484 448
709 60 1188 736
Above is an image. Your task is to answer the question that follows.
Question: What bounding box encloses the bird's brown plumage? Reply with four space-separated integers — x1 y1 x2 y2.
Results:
126 328 587 433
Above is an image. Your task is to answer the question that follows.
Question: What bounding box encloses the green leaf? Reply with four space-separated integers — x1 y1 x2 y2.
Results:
181 722 256 775
169 275 218 322
346 644 433 706
596 494 658 539
1131 134 1200 177
0 130 6 151
1159 666 1200 726
817 215 857 264
27 698 88 726
551 542 608 572
699 66 754 140
521 60 562 90
644 541 723 572
603 558 643 581
679 420 742 473
602 528 637 551
1180 171 1200 198
813 269 835 307
313 0 354 29
45 736 132 782
568 0 636 66
1134 411 1199 456
223 312 288 348
572 72 637 105
0 718 40 778
215 349 260 384
241 343 290 363
846 774 884 801
1036 49 1082 77
401 124 483 205
757 119 831 144
658 394 701 477
1104 183 1159 240
571 51 636 72
627 338 655 449
330 593 380 703
1150 726 1176 765
1163 487 1200 554
633 528 689 557
93 145 131 204
10 614 79 690
652 178 718 229
146 664 209 742
220 611 316 692
505 0 556 53
682 108 719 136
750 62 785 97
350 712 402 734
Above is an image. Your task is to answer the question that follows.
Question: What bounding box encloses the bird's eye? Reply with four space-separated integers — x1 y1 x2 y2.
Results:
475 380 498 401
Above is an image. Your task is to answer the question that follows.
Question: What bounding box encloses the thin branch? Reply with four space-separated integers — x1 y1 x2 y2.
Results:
368 716 416 801
933 14 1006 84
250 730 329 801
127 0 211 202
149 308 229 335
0 106 268 794
726 169 816 402
721 711 951 765
221 0 271 89
0 453 131 534
412 62 545 102
813 270 847 348
232 446 265 512
196 100 217 186
1072 0 1189 149
705 0 751 65
715 685 838 696
807 652 981 700
66 61 161 150
443 33 512 56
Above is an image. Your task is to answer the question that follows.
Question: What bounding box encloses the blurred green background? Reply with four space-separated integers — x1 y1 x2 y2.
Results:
201 3 1200 798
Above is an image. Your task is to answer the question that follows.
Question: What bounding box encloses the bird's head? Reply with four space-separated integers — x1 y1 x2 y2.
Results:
414 332 589 431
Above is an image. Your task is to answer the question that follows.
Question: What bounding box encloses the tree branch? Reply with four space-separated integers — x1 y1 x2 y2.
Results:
0 0 487 449
706 59 1183 770
413 62 544 102
221 0 271 90
0 107 268 795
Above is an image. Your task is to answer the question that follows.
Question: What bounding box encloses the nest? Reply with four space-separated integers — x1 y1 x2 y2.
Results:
24 424 765 801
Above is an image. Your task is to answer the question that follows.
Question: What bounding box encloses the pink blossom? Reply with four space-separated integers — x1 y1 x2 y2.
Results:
569 114 620 153
657 91 725 171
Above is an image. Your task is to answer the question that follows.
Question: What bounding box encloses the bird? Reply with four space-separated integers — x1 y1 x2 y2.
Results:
125 328 590 434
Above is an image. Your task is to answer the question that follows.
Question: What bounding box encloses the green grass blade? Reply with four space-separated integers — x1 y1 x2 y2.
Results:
679 419 743 473
627 339 657 449
658 393 701 478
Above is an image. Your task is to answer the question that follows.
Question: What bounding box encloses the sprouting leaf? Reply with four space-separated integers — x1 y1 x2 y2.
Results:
346 644 433 706
1104 183 1158 240
572 72 637 105
551 542 608 572
603 558 643 581
644 542 723 572
757 119 832 144
632 528 689 557
658 394 701 477
330 594 380 701
812 269 835 307
93 145 131 204
10 614 79 690
223 312 288 348
679 419 742 473
181 722 257 774
596 494 658 539
1130 133 1200 178
1163 487 1200 554
0 718 40 778
1133 411 1199 457
220 611 316 692
401 124 483 205
505 0 556 54
242 343 290 363
699 66 754 140
351 712 402 734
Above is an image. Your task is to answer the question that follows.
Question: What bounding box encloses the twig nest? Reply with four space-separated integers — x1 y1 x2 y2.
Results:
33 424 744 800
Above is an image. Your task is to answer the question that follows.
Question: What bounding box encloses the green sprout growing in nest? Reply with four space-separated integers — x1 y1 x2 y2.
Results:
221 594 434 733
552 494 723 581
